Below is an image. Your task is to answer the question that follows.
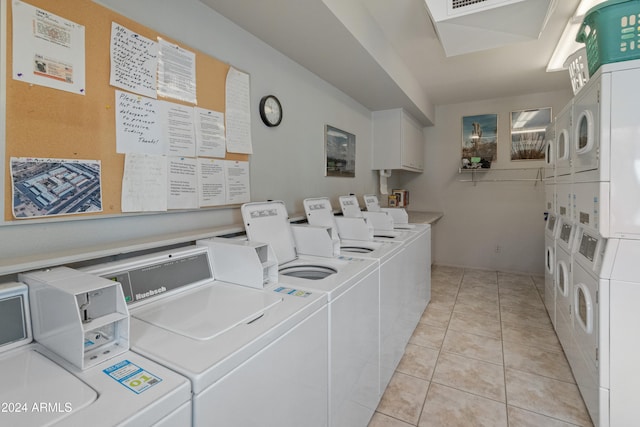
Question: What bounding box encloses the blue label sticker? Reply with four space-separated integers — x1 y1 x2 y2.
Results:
273 287 312 298
103 360 162 394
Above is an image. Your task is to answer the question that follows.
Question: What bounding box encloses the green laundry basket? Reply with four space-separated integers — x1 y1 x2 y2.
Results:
576 0 640 76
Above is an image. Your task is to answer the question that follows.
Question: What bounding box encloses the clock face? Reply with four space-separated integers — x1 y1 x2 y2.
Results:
260 95 282 127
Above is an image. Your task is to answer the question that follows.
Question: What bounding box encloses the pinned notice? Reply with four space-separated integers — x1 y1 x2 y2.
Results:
12 0 86 94
110 22 158 99
115 90 164 155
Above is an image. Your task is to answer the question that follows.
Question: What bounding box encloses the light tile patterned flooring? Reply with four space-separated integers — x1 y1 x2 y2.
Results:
369 265 594 427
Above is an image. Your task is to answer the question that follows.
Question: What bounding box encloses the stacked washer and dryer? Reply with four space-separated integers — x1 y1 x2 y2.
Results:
544 59 640 427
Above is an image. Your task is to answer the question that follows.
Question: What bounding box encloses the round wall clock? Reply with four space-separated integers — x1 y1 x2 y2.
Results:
259 95 283 127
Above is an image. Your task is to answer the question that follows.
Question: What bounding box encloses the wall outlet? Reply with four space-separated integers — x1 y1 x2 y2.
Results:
495 245 501 253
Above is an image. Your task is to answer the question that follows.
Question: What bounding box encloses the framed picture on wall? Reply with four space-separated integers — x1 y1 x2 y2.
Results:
325 125 356 177
510 107 552 161
461 113 497 169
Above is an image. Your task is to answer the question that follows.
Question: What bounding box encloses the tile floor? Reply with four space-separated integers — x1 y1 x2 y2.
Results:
369 265 594 427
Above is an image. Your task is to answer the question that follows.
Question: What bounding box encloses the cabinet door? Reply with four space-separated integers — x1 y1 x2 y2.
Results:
401 113 424 171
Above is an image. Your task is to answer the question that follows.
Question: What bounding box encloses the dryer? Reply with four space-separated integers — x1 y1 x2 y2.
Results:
82 245 330 427
570 226 614 427
241 200 380 427
0 279 191 427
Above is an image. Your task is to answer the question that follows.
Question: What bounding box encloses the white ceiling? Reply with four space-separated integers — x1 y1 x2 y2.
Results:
199 0 580 125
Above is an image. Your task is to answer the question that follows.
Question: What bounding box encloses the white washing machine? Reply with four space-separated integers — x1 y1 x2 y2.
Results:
554 217 576 353
338 195 423 241
82 245 330 427
241 201 380 427
555 101 572 182
544 213 558 326
338 196 431 360
570 226 614 427
303 196 427 394
0 280 191 427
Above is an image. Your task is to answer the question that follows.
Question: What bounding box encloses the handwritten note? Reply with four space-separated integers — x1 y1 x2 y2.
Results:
195 107 225 158
225 67 252 154
115 90 164 154
121 153 167 212
110 22 158 98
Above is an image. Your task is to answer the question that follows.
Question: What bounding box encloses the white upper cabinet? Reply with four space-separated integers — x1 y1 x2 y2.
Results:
372 109 424 172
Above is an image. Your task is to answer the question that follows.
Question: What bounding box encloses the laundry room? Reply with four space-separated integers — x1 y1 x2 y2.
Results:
1 0 639 426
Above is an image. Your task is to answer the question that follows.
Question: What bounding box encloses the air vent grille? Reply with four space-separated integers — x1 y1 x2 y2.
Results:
451 0 490 9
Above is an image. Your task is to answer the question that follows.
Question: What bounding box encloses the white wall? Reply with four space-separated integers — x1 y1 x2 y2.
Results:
399 90 573 274
0 0 380 262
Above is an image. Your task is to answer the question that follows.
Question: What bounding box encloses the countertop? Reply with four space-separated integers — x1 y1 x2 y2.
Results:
407 211 444 225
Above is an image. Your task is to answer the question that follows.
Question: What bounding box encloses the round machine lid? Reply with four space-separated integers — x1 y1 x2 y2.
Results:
0 348 97 426
132 282 283 340
241 201 298 264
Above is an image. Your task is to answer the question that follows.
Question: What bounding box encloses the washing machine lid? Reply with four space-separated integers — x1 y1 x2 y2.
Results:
133 282 283 340
303 197 337 229
339 195 364 218
0 347 97 426
242 201 298 264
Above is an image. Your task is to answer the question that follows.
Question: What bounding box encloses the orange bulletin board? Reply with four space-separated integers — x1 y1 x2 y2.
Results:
5 0 248 221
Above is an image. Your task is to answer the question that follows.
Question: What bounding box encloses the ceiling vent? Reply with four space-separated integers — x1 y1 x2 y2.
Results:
424 0 557 57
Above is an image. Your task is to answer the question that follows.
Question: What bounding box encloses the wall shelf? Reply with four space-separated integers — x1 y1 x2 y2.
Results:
458 167 544 186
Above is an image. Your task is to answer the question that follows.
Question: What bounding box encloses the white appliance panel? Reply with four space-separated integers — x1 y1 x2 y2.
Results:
557 183 572 220
545 182 556 216
573 181 609 233
609 67 640 239
195 305 329 427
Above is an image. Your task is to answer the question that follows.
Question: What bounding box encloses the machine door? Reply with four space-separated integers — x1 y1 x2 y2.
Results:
572 81 599 174
544 244 556 324
572 266 598 369
544 130 556 179
556 129 570 174
546 245 555 276
556 257 571 319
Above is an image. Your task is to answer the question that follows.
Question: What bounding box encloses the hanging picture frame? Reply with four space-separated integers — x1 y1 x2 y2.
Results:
510 107 552 160
461 113 497 169
325 125 356 177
